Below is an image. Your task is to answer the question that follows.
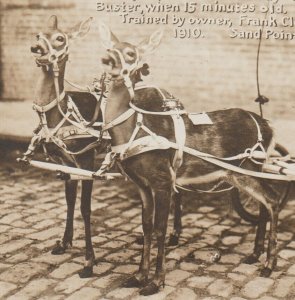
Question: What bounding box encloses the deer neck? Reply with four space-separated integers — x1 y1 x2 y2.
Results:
34 59 66 106
34 58 67 127
105 79 136 145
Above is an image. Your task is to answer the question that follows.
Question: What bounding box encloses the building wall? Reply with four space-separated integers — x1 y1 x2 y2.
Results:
0 0 294 120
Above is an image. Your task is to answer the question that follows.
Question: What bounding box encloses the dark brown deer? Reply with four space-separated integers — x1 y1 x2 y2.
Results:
98 23 281 295
27 15 107 278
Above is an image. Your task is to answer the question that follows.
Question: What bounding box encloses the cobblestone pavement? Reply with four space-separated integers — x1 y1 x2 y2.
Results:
0 156 295 300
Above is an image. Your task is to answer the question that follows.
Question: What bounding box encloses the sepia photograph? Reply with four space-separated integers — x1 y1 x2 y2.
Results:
0 0 295 299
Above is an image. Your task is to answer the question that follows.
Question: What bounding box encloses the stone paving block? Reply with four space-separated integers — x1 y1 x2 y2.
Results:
182 213 203 224
208 279 233 298
256 296 279 300
133 286 175 300
227 273 247 282
179 262 199 272
102 240 127 249
92 202 108 211
106 287 137 299
196 218 219 228
65 287 101 300
9 227 36 235
278 249 295 260
222 235 242 245
0 282 17 299
0 239 33 255
166 287 197 300
0 262 49 284
234 241 254 253
92 273 123 289
33 252 72 265
93 262 114 275
49 262 82 279
242 277 274 299
273 276 295 298
166 246 195 260
121 208 141 218
39 295 64 300
199 234 219 245
287 264 295 275
7 278 56 300
113 264 138 274
27 227 63 241
92 236 108 244
0 224 11 233
54 275 92 294
33 219 57 230
206 264 229 273
5 252 29 264
0 262 12 271
165 270 192 286
106 249 138 263
232 263 258 275
0 212 23 224
220 254 243 265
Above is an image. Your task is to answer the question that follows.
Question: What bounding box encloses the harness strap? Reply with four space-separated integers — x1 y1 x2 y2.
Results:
103 108 135 131
171 113 186 169
33 90 66 113
129 101 186 116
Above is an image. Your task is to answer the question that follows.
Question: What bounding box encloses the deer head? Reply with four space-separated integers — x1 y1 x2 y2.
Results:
31 15 93 67
99 23 163 82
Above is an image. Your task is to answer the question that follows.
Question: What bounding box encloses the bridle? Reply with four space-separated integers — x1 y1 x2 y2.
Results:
107 47 140 100
34 32 69 66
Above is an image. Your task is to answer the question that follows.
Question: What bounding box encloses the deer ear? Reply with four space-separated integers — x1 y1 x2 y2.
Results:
138 29 163 56
98 22 120 49
48 15 58 30
67 17 93 39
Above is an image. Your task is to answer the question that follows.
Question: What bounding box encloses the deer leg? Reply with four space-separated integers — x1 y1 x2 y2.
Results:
260 202 279 277
78 180 95 278
168 192 182 246
52 180 78 255
124 186 153 288
140 184 172 296
226 173 277 276
244 203 268 264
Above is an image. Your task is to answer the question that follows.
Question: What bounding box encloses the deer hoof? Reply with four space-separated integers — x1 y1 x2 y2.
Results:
51 241 66 255
139 281 162 296
260 267 272 277
243 254 259 265
78 266 93 278
123 275 146 288
168 234 179 247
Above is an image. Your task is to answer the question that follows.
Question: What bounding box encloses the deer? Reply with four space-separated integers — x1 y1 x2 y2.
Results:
98 23 282 295
25 15 109 278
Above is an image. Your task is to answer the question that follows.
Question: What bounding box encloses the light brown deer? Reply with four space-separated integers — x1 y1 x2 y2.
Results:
98 23 281 295
28 15 107 278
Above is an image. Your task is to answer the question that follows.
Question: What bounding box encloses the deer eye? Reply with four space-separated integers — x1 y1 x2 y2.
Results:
56 36 64 42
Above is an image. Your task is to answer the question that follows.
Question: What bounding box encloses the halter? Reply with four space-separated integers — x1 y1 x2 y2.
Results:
108 47 140 100
35 32 69 66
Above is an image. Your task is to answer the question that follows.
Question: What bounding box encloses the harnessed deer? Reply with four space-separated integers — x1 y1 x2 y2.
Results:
98 23 282 295
26 15 108 278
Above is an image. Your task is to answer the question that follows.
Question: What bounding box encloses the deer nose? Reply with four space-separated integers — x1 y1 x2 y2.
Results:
31 46 43 54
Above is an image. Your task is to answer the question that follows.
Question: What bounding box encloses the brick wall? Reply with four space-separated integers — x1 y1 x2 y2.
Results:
0 0 294 120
